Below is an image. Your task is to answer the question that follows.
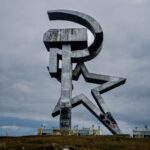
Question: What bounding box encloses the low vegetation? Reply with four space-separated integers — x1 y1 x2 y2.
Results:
0 135 150 150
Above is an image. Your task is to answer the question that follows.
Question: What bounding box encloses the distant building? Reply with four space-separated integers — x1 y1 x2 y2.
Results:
133 127 150 138
37 128 52 135
73 127 103 136
37 128 43 135
37 126 103 136
52 128 61 135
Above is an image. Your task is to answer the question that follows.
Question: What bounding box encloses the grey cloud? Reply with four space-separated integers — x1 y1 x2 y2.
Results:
0 0 150 134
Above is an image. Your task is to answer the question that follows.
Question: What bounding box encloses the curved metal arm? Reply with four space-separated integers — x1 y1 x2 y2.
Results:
47 9 103 62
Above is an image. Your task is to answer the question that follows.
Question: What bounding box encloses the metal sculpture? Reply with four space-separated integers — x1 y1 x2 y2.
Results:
43 10 126 135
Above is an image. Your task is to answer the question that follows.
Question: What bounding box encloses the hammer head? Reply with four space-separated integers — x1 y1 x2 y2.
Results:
43 28 88 51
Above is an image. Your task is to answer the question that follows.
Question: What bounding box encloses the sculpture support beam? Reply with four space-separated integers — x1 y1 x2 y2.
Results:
60 44 72 133
45 27 88 134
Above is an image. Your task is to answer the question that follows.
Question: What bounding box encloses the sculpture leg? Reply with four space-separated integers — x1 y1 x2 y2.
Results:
60 44 72 135
52 94 122 134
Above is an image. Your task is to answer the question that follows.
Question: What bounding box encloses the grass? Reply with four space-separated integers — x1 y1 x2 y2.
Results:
0 135 150 150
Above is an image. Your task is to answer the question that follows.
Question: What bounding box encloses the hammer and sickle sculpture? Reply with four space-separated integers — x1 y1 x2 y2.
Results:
43 10 126 134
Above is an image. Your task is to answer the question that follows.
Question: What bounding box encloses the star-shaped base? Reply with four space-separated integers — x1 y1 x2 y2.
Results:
48 62 126 134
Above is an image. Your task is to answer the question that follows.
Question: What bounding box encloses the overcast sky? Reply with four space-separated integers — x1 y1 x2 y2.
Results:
0 0 150 136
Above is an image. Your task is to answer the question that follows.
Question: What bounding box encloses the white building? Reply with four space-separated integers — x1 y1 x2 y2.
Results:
37 126 103 136
73 127 103 136
133 128 150 138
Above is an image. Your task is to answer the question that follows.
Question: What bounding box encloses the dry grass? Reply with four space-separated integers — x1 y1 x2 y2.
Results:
0 135 150 150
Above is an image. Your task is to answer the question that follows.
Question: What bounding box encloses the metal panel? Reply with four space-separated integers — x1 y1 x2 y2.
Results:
44 9 103 62
44 28 87 50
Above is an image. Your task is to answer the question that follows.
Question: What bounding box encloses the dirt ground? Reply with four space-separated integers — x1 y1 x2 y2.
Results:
0 135 150 150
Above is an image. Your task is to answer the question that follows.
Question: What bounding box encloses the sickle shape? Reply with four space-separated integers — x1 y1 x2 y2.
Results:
47 9 103 62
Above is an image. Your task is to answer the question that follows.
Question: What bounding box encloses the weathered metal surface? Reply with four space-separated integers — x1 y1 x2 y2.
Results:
44 9 103 62
60 44 72 130
52 63 126 134
44 28 87 50
43 10 126 135
52 93 121 134
61 45 72 104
